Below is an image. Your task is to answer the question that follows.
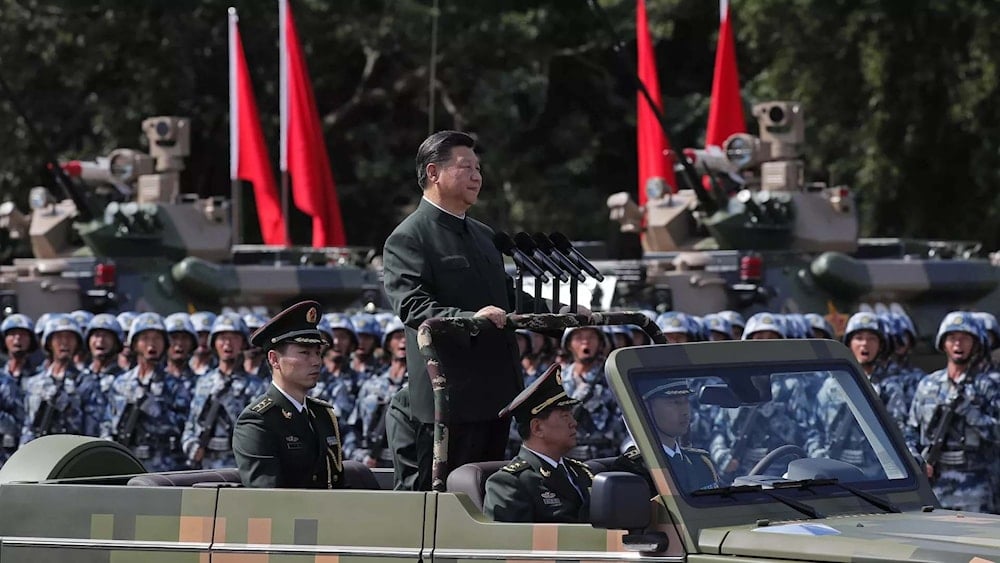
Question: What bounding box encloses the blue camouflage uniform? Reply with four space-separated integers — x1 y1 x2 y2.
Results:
0 373 23 465
561 359 622 458
21 315 86 444
181 367 264 469
904 312 1000 513
349 369 406 466
78 314 127 437
105 365 192 471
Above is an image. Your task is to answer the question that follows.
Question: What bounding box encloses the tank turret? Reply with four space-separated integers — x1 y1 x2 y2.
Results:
608 100 859 253
0 117 381 318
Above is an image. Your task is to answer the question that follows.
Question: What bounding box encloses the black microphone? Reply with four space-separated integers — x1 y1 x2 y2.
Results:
493 232 550 283
513 232 569 283
533 233 587 283
548 232 604 281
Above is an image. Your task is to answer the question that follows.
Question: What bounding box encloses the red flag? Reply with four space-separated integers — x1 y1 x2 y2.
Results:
705 0 746 146
230 11 286 245
281 0 346 247
636 0 677 205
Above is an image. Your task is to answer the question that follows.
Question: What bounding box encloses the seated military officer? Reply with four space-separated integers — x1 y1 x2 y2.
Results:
613 380 720 493
483 365 595 523
233 301 345 489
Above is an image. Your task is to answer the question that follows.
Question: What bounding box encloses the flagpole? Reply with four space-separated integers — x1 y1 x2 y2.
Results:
228 7 243 246
427 0 439 135
278 0 291 245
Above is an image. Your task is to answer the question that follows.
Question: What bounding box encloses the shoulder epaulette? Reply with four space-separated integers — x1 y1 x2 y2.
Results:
306 396 334 409
250 397 274 414
566 457 595 479
501 460 529 473
683 446 710 456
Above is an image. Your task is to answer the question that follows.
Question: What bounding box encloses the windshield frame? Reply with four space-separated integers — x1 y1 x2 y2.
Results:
608 341 921 511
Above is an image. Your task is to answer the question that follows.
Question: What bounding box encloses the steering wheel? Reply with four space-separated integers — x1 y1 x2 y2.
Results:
747 445 808 476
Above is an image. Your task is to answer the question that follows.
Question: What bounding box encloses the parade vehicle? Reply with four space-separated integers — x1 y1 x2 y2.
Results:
0 115 382 319
0 312 997 562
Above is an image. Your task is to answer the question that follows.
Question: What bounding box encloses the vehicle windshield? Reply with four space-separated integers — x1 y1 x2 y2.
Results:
629 361 913 500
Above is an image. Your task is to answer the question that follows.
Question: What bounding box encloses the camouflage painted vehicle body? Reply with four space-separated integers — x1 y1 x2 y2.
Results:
0 116 382 318
1 314 998 562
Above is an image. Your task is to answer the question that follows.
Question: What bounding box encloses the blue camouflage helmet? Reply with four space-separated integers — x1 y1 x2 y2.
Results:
742 312 786 340
514 328 535 355
718 310 746 330
687 316 708 342
41 314 84 352
639 309 658 323
68 309 94 331
374 312 397 331
803 313 835 339
702 313 732 340
127 312 167 347
655 311 694 337
85 314 125 347
934 311 981 352
323 313 357 346
189 311 217 334
351 313 382 340
115 311 138 334
876 313 900 349
243 313 268 334
209 312 249 349
34 312 54 339
560 325 609 351
164 312 198 341
315 317 335 346
890 312 917 343
0 313 37 353
785 314 810 340
972 312 999 350
843 312 887 354
381 316 406 349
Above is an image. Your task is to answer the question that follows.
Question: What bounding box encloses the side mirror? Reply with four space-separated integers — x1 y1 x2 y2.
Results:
590 472 650 530
590 472 667 552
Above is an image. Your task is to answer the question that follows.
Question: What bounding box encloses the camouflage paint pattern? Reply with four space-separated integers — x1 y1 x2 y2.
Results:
418 313 665 490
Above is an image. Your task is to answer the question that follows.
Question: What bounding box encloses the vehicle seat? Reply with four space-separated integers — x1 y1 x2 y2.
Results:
585 457 618 474
343 460 380 490
127 468 242 487
446 461 508 513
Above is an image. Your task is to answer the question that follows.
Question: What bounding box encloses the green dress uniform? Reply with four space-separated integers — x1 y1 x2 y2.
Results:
233 383 344 489
484 446 594 523
233 300 345 489
612 444 720 494
483 364 594 523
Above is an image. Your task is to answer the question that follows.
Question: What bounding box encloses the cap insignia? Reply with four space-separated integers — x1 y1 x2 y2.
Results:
307 307 319 324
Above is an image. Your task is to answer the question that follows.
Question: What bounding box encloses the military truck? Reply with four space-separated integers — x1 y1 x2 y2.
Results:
602 100 1000 347
0 116 381 318
0 313 997 562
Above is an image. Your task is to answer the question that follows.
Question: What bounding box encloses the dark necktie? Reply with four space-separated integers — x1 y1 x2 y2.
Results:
553 463 585 501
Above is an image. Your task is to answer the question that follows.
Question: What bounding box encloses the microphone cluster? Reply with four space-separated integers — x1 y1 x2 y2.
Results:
492 231 604 313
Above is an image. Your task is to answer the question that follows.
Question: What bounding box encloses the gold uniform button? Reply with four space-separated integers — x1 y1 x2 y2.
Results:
312 475 317 482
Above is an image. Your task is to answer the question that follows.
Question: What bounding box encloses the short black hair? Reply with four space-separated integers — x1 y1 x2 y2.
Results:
415 130 476 189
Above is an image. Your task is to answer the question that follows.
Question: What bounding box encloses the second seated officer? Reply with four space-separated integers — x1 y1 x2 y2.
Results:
483 365 594 523
233 301 345 489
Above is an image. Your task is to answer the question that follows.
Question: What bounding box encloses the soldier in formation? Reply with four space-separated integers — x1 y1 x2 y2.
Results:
905 311 1000 513
560 326 622 459
105 313 191 471
349 317 407 468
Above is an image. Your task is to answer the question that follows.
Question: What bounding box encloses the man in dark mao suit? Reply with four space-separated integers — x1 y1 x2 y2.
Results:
382 130 542 490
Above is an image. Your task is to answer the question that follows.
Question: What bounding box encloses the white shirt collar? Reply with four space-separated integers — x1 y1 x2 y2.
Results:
422 195 466 219
271 382 306 413
662 442 680 458
523 445 562 469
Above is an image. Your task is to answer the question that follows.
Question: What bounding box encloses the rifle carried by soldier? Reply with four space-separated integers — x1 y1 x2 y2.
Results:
725 405 760 476
921 385 965 480
190 381 232 469
363 399 390 464
115 392 146 448
827 403 855 462
32 400 57 438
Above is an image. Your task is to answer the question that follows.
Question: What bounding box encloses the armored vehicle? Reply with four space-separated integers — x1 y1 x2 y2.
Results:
0 116 381 318
0 313 997 562
603 100 1000 351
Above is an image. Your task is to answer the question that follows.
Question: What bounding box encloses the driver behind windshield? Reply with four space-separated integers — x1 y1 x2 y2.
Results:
616 380 720 493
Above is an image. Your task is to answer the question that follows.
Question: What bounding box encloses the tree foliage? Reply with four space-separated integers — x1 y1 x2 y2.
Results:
1 0 998 250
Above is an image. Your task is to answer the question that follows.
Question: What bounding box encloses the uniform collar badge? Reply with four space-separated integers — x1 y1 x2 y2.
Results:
282 409 293 419
326 436 340 447
540 467 552 477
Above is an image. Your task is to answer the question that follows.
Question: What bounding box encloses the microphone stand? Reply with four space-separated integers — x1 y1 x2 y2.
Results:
515 267 525 314
569 277 578 313
551 276 560 314
533 275 543 313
